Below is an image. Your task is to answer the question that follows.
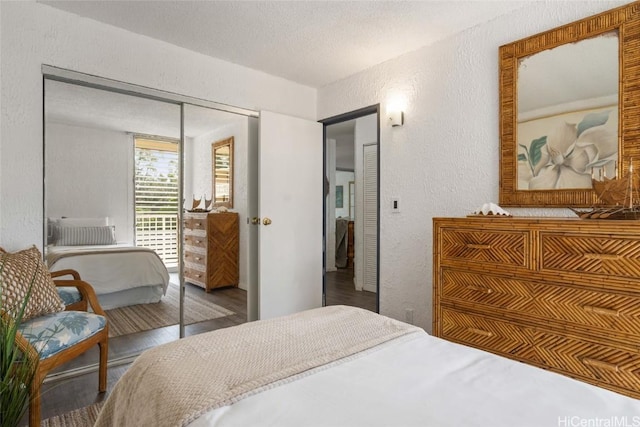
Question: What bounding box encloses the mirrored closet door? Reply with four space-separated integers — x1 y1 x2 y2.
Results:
44 74 257 374
44 79 183 365
180 104 250 336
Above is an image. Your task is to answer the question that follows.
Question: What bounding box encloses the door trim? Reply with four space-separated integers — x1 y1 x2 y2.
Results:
319 104 380 313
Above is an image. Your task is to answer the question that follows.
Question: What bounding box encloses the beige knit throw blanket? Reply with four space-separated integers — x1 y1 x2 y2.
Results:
94 305 422 427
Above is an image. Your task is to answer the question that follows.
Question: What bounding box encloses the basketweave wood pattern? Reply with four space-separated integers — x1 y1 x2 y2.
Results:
433 216 640 398
440 228 527 267
184 212 239 292
498 2 640 207
441 308 541 364
541 233 640 279
531 329 640 395
442 268 640 340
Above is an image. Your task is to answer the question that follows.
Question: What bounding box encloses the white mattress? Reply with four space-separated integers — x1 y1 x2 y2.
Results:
191 331 640 427
47 244 169 309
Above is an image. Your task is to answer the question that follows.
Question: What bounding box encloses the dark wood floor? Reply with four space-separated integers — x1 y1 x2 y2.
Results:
325 266 377 312
37 267 377 422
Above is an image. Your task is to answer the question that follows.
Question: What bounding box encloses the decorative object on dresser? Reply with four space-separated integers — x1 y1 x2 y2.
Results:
433 216 640 398
183 212 239 291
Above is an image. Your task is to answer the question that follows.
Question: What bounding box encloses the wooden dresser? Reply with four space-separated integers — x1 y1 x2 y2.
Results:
433 216 640 398
183 212 239 291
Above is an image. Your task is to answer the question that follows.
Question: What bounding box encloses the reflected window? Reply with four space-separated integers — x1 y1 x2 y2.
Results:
134 137 179 268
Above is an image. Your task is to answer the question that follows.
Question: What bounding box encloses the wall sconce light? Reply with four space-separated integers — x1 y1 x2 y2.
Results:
389 110 404 127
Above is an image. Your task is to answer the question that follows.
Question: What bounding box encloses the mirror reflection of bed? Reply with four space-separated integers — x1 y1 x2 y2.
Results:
43 80 247 375
324 113 378 312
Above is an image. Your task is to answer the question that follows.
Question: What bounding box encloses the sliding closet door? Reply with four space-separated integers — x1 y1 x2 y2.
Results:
44 78 181 367
256 111 323 320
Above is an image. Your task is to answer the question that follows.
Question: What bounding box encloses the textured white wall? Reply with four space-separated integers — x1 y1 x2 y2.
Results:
0 1 316 250
317 1 626 331
45 122 134 244
188 119 249 291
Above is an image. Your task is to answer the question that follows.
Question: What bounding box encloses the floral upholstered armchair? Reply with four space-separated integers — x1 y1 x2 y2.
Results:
1 247 108 427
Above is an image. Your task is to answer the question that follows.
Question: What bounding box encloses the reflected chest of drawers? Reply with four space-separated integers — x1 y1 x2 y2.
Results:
433 217 640 398
183 212 239 291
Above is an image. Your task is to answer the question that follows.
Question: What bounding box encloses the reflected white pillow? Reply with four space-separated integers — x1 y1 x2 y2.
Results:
58 217 109 227
57 225 116 246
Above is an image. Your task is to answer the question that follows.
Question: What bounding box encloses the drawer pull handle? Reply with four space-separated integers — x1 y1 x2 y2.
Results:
583 305 619 317
466 244 492 250
467 327 493 338
195 223 202 227
466 285 493 294
584 253 622 261
583 358 619 373
195 257 202 261
195 274 202 278
195 240 202 244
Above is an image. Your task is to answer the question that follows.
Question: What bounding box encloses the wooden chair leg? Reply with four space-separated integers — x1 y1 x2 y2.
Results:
98 338 108 392
29 374 42 427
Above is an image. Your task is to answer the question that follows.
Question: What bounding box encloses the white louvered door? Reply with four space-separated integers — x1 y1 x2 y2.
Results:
362 143 377 293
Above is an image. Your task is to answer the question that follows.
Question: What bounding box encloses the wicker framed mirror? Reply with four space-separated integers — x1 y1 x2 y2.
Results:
212 136 234 208
499 2 640 207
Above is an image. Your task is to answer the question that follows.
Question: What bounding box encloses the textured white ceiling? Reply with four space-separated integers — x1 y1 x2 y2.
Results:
40 0 530 88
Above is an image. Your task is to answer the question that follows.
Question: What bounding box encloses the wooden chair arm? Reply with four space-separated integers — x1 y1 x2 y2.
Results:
53 280 105 316
14 329 40 362
50 269 81 280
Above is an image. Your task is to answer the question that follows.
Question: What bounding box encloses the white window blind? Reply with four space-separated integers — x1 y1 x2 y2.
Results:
134 138 179 268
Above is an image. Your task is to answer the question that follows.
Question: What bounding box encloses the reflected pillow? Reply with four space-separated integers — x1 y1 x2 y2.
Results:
0 246 65 320
57 225 116 246
57 217 109 227
49 217 110 245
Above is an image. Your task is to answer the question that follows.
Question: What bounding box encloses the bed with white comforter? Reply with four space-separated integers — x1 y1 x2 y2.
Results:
47 244 169 310
94 306 640 427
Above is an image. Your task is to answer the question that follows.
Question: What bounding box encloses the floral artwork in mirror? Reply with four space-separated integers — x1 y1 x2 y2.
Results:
499 2 640 207
212 136 234 208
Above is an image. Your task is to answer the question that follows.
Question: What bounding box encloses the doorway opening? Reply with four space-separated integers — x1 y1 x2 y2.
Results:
321 105 380 313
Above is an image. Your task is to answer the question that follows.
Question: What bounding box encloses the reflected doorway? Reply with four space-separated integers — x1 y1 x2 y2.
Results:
322 106 379 313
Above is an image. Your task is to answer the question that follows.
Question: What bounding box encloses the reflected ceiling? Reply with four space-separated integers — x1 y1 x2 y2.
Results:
45 80 246 138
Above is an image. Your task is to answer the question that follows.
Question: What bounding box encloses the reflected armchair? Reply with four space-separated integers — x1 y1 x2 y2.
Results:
15 269 108 427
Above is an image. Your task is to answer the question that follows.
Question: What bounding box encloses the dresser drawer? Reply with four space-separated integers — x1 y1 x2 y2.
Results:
531 328 640 395
185 267 206 287
440 308 540 363
184 217 207 231
440 228 528 268
440 269 533 311
441 269 640 339
184 234 207 249
184 250 206 266
541 232 640 280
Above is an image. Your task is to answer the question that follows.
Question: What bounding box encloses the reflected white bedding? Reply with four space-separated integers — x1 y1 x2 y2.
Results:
192 330 640 427
47 244 169 309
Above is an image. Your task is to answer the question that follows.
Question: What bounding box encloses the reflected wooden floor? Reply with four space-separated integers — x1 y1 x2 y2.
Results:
38 281 247 422
325 266 377 312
